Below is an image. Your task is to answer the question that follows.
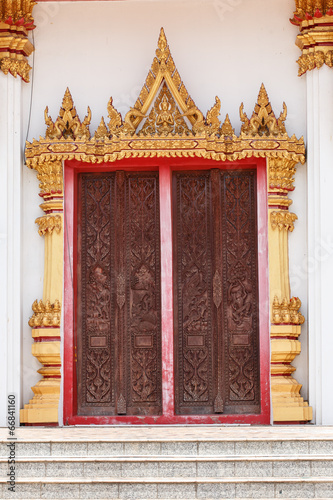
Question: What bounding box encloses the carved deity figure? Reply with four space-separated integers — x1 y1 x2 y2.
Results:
156 95 174 132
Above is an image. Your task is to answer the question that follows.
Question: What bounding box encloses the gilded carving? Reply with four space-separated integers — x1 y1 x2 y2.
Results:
220 114 235 137
35 215 62 236
270 211 298 232
139 83 190 136
291 1 333 75
240 84 287 137
25 30 305 167
28 299 61 328
0 1 36 23
94 117 109 140
206 96 221 135
107 97 122 136
0 58 31 82
0 0 35 81
268 158 297 193
44 88 91 141
272 296 305 325
36 160 63 196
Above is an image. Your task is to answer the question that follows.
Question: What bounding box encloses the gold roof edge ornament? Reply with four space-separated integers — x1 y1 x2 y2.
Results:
25 28 305 168
0 0 36 82
291 0 333 75
44 88 91 141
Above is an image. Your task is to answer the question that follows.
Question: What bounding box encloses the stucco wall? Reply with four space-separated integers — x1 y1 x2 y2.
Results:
21 0 309 416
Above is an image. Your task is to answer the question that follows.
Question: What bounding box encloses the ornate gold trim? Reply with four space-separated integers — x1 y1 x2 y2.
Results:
24 28 310 425
25 29 305 169
0 1 36 82
270 211 298 232
36 215 62 236
28 299 61 328
291 1 333 75
272 296 305 325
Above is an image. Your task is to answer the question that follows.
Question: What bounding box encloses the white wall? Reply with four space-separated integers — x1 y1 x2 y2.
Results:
21 0 309 412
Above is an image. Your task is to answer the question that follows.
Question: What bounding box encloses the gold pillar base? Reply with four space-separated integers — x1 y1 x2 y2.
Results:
271 324 312 423
20 328 61 425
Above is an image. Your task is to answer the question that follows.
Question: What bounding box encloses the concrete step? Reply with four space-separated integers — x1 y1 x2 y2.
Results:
2 439 333 457
1 427 332 498
1 476 333 499
0 455 332 478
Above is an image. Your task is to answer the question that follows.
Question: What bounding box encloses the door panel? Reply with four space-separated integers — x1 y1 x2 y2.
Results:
173 172 216 415
220 170 260 414
173 169 260 415
77 172 162 416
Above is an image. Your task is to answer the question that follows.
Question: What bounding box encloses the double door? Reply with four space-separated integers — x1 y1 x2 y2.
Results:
76 168 260 417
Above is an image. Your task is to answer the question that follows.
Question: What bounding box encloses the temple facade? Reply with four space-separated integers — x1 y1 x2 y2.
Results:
1 0 333 427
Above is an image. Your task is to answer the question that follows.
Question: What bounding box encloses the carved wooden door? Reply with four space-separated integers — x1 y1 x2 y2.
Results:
76 171 162 416
173 169 260 415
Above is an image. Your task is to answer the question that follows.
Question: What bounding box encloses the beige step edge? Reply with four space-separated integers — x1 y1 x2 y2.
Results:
0 454 333 462
1 476 333 484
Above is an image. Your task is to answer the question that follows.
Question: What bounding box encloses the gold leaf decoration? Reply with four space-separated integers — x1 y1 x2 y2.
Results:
139 83 190 136
240 84 287 137
28 299 61 328
272 296 305 325
44 88 91 141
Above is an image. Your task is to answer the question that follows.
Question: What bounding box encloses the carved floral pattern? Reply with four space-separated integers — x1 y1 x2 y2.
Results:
127 175 161 405
176 174 212 407
80 175 113 406
221 172 259 404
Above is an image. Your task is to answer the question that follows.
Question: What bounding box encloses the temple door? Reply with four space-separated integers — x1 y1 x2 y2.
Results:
76 171 162 416
173 169 261 415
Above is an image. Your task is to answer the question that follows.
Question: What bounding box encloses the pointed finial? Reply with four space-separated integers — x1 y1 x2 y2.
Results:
220 114 235 136
156 27 170 62
257 83 270 108
62 87 74 111
94 117 109 140
158 27 167 51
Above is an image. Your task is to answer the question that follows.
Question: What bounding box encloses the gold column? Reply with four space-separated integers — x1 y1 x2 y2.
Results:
20 160 63 425
0 0 36 82
268 158 312 422
291 1 333 76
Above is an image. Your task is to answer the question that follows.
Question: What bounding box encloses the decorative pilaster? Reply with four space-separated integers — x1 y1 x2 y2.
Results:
291 1 333 425
268 158 312 422
0 1 36 82
20 160 63 425
291 1 333 76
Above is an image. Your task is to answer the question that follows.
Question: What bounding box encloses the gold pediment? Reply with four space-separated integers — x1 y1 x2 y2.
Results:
25 28 305 168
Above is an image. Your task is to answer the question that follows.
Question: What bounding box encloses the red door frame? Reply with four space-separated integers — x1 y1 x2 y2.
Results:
63 157 270 425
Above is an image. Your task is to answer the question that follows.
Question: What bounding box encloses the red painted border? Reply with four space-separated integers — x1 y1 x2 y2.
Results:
64 157 270 425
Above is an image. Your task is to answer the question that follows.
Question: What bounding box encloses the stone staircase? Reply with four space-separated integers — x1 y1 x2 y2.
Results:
0 426 333 499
